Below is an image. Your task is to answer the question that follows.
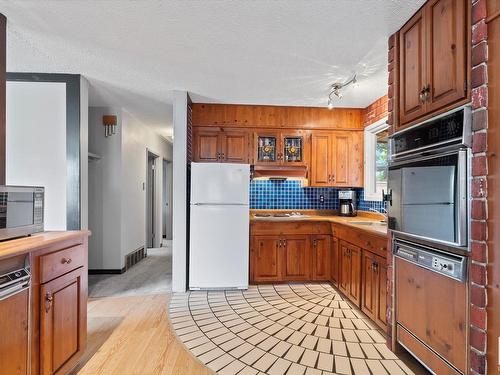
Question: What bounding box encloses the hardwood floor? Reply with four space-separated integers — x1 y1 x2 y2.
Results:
73 293 210 375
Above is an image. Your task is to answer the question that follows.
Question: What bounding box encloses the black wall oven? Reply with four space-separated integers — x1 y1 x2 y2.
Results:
387 106 471 252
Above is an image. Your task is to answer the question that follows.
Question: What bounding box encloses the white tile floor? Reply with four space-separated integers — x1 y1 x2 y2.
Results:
169 283 415 375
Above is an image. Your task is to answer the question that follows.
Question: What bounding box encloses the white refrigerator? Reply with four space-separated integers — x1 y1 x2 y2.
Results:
189 163 250 290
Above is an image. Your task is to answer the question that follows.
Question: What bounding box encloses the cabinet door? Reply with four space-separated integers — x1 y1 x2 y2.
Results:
348 244 362 306
310 133 332 186
361 250 377 321
339 241 351 295
425 0 467 113
399 9 427 126
193 128 220 162
281 130 307 166
331 133 350 186
282 236 311 281
40 267 86 375
312 235 331 281
221 130 249 163
254 132 281 165
0 289 29 375
374 254 388 329
348 131 364 188
251 236 281 282
331 237 340 286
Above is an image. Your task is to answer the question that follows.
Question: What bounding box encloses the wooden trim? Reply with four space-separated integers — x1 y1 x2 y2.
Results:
0 14 5 186
487 9 500 24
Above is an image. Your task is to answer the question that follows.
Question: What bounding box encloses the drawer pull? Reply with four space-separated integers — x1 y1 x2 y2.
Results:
45 292 53 313
61 258 72 264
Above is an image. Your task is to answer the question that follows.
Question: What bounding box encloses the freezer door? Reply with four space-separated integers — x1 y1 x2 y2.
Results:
189 204 249 289
191 163 250 205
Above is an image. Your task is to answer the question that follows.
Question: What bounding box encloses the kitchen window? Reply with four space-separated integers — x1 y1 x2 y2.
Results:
364 117 388 201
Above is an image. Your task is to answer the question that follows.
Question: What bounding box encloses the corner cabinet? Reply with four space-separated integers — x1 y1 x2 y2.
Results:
398 0 468 129
193 127 250 163
310 131 363 187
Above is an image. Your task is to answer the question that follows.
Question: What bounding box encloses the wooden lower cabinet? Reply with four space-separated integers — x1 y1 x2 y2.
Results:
311 235 331 281
251 236 281 282
330 237 340 286
40 267 86 375
282 236 311 281
361 250 387 329
339 240 361 306
251 232 333 283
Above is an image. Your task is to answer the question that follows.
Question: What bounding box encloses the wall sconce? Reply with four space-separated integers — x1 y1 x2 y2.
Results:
103 115 117 137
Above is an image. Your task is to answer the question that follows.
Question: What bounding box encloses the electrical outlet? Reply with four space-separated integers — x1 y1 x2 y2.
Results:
319 195 325 203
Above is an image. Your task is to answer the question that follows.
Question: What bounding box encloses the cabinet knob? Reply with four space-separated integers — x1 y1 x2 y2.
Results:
61 258 72 264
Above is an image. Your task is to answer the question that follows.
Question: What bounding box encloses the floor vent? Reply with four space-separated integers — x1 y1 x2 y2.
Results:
125 246 146 271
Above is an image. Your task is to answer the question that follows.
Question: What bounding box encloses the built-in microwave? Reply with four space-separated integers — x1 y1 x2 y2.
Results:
0 186 44 241
386 106 471 252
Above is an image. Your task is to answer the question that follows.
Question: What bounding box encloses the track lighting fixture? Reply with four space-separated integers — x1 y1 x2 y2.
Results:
327 73 357 109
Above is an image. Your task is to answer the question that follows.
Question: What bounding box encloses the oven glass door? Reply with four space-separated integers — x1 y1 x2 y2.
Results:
388 150 467 247
0 192 35 229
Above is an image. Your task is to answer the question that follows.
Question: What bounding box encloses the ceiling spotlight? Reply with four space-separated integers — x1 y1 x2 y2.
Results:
327 73 357 109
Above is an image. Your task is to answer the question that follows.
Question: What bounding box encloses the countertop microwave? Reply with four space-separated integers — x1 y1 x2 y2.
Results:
0 186 44 241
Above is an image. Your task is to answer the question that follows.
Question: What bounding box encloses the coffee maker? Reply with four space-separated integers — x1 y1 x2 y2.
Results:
339 189 357 217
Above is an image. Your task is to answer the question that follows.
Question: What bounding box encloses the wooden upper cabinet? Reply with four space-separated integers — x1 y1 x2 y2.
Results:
253 130 308 166
310 133 331 186
193 128 249 163
220 130 249 163
397 0 468 129
310 131 363 187
193 128 220 162
399 9 427 125
331 133 349 186
425 0 467 113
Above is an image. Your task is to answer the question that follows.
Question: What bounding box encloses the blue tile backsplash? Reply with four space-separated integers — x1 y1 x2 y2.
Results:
250 180 386 212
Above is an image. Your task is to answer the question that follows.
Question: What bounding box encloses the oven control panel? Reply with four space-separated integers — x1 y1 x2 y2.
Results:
394 240 467 282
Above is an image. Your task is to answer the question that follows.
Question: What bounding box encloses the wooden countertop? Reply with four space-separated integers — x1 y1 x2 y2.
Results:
250 210 388 237
0 230 91 260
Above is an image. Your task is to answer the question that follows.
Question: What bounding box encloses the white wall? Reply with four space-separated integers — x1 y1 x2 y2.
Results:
121 111 172 262
88 106 123 270
88 107 173 270
172 90 188 292
80 76 89 229
6 81 67 230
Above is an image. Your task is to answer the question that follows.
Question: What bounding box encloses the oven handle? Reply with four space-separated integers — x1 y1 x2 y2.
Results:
389 149 463 169
456 149 468 247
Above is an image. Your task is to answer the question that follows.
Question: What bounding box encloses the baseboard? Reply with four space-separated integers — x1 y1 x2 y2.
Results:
89 268 126 275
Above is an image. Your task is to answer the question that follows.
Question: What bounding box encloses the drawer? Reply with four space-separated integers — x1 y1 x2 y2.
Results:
40 245 85 283
333 223 387 258
251 221 330 236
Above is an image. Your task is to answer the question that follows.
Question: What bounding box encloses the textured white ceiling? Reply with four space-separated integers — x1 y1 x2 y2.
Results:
0 0 424 138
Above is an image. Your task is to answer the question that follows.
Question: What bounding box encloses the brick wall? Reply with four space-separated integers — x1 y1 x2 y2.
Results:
386 2 491 373
386 32 397 346
362 95 388 127
470 0 489 373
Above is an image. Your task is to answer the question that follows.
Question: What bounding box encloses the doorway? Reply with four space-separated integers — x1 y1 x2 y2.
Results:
146 151 159 249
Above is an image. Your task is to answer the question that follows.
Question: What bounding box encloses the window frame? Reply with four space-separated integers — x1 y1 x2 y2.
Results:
364 117 389 202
